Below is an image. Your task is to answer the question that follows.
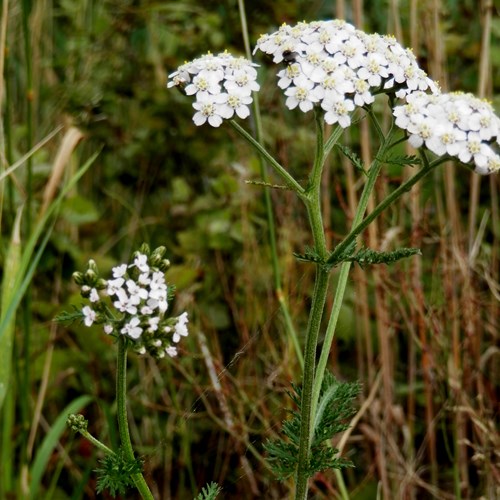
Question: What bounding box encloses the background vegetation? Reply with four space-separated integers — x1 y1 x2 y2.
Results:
0 0 499 498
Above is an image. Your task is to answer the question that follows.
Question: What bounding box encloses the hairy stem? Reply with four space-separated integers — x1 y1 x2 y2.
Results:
116 337 154 500
295 111 330 499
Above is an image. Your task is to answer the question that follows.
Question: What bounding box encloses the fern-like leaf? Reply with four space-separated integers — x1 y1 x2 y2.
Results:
264 372 360 480
347 247 421 268
294 247 325 264
335 144 366 174
95 448 143 497
194 481 222 500
384 154 421 167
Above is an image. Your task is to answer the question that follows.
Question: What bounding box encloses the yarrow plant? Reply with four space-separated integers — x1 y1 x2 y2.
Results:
58 244 190 499
168 17 500 500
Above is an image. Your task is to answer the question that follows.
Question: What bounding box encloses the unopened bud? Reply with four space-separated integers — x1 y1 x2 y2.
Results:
72 271 85 285
67 413 88 433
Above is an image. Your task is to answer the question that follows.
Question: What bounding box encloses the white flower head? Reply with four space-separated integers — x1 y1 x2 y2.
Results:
254 20 439 124
168 52 259 127
393 91 500 175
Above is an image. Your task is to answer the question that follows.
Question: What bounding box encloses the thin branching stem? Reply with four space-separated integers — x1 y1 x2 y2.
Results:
116 337 154 500
228 120 305 197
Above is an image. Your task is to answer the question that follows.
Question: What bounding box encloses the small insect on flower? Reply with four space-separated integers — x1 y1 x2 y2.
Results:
282 50 299 66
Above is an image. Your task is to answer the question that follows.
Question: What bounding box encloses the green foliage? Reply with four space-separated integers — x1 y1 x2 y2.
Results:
346 247 422 268
194 481 222 500
264 372 360 480
293 246 325 264
384 154 421 167
335 144 367 175
95 448 144 497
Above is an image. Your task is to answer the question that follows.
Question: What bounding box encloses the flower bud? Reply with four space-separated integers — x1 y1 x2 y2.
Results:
138 243 150 256
67 413 88 432
150 246 166 266
72 271 85 285
84 268 98 283
95 278 108 290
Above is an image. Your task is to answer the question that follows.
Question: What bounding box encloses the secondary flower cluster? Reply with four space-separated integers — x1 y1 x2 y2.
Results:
167 51 260 127
393 91 500 174
72 244 189 359
253 20 438 127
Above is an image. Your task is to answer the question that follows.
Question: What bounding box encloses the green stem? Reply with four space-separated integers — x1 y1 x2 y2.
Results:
313 149 442 424
326 157 442 267
79 429 115 456
294 268 330 500
228 120 305 197
294 111 330 500
116 337 154 500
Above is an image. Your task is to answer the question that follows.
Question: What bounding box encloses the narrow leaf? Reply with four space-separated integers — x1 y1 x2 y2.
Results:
0 207 22 409
29 395 93 499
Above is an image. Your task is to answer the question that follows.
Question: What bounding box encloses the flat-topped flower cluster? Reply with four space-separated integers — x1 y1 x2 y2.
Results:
394 92 500 174
73 244 189 359
254 19 438 127
167 19 500 176
168 51 260 127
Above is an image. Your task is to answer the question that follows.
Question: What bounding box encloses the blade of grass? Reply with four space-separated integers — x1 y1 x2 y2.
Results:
0 205 22 409
0 150 99 341
29 395 93 499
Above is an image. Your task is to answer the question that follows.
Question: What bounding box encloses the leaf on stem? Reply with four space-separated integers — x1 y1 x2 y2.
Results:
384 154 421 167
245 180 293 190
293 246 325 264
194 481 222 500
264 373 360 480
346 246 422 268
335 144 366 175
95 447 144 497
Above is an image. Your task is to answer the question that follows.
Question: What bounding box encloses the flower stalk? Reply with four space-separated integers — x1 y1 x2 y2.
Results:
116 336 154 500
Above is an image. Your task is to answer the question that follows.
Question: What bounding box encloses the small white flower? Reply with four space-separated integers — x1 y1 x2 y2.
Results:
104 324 114 335
132 253 149 273
138 272 151 286
322 96 355 127
112 264 128 278
148 316 160 332
192 94 227 127
121 317 143 339
166 346 178 358
107 277 125 296
172 312 189 343
82 306 96 327
218 92 253 120
126 280 149 301
89 288 100 303
113 288 138 315
284 76 321 112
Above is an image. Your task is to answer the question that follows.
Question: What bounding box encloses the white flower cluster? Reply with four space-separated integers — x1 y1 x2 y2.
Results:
393 91 500 175
75 246 189 359
168 51 260 127
254 20 438 127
